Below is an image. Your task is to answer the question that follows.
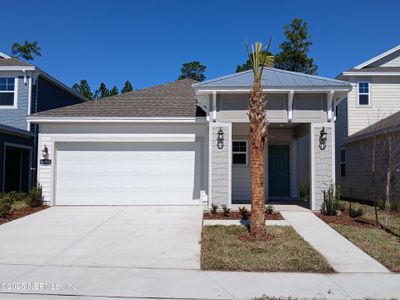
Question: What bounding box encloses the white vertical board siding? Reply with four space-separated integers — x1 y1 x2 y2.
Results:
37 122 208 206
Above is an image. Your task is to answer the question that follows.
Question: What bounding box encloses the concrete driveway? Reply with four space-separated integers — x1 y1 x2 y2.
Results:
0 206 203 270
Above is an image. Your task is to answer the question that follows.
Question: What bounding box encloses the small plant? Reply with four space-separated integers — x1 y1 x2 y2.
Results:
265 205 274 214
26 185 43 208
221 204 230 216
337 200 346 212
377 199 385 210
349 208 364 218
390 201 400 212
0 194 14 217
211 203 218 214
239 206 250 220
321 184 340 216
299 183 310 202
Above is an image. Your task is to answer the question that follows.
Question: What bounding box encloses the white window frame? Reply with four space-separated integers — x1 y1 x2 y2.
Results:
0 77 18 109
357 81 370 106
232 140 248 165
340 148 346 177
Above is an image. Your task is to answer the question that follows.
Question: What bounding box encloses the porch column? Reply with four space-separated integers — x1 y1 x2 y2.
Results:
310 123 335 210
209 122 232 208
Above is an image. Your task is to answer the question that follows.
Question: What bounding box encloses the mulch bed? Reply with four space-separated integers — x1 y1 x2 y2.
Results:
0 206 49 225
315 212 377 228
203 211 284 220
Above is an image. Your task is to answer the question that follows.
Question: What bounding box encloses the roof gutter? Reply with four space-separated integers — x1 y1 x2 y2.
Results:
195 87 351 94
341 71 400 76
26 116 208 124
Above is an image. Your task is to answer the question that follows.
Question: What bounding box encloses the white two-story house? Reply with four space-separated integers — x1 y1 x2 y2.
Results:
336 44 400 202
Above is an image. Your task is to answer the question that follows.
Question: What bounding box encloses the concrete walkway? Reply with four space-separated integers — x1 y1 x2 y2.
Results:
0 265 398 299
281 211 390 273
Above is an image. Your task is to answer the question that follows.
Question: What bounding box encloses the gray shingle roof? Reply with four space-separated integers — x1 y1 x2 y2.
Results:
345 67 400 73
0 57 33 67
346 111 400 143
193 68 352 89
31 79 199 118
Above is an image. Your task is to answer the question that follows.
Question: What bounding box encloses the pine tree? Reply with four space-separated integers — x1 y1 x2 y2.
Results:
178 61 206 81
121 80 133 93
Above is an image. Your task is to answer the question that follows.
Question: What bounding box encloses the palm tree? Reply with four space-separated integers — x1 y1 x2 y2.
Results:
11 41 41 61
246 40 274 238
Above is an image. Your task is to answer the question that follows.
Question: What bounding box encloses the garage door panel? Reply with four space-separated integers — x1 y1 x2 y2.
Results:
55 142 200 205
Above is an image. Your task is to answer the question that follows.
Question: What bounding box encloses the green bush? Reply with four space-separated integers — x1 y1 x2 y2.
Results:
239 206 250 220
337 200 347 212
390 201 400 212
26 185 43 208
221 204 230 216
265 205 274 214
377 199 385 210
0 194 14 217
321 184 340 216
9 191 28 202
349 208 364 218
211 203 218 214
299 183 310 202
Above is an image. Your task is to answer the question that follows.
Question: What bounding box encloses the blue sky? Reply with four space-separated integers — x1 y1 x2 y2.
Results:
1 0 399 91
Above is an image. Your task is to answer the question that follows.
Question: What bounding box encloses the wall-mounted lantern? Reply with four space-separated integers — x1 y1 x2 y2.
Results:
319 127 327 150
40 145 52 165
217 127 224 149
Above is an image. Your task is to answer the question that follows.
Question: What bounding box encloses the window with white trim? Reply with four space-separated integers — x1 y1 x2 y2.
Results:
358 82 370 106
232 141 247 165
0 77 16 106
340 148 346 177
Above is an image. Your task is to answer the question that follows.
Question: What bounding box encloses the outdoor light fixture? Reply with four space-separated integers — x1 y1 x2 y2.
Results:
319 127 328 150
41 145 49 159
217 127 224 149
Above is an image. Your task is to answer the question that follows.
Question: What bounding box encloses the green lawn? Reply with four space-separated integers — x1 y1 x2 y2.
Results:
332 224 400 272
201 225 333 272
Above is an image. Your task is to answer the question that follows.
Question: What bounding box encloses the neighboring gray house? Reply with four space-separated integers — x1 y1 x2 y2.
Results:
28 69 351 210
0 52 86 193
336 44 400 201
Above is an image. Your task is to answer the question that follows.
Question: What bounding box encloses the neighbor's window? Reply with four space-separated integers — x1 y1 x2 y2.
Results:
340 148 346 177
232 141 247 165
0 77 16 106
358 82 370 106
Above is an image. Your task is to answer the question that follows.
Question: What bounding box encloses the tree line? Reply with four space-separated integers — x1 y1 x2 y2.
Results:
10 18 316 98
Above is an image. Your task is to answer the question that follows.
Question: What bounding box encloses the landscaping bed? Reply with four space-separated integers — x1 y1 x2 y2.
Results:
201 225 333 272
0 202 48 225
317 201 400 272
203 211 284 220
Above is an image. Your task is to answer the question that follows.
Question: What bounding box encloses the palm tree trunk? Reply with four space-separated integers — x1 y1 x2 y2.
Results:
249 79 267 238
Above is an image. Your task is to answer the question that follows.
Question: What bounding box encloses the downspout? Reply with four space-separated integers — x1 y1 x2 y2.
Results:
31 74 39 188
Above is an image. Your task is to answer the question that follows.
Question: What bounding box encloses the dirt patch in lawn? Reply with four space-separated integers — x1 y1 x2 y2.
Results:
201 225 333 272
203 211 284 220
315 212 376 228
0 206 49 225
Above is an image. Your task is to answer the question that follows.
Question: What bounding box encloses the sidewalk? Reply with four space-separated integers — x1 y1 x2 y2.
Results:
281 211 390 273
0 265 399 299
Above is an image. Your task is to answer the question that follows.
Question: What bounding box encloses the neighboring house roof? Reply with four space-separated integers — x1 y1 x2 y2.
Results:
345 67 400 73
29 79 202 118
0 57 33 67
346 111 400 143
353 44 400 69
0 123 35 138
193 68 352 90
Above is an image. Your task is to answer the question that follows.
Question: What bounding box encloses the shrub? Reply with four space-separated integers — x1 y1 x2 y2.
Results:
299 183 310 202
265 205 274 214
221 204 230 216
377 200 385 210
337 200 346 212
239 206 250 220
211 203 218 214
26 185 43 208
0 194 14 217
9 191 28 203
350 208 364 218
390 201 400 212
321 184 340 216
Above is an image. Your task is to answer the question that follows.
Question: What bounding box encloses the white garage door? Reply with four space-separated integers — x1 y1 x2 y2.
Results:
55 142 200 205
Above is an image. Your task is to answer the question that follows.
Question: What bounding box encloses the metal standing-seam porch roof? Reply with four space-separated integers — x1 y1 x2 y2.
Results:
193 68 352 90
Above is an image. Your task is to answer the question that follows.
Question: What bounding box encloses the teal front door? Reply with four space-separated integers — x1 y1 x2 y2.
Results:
268 145 290 197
